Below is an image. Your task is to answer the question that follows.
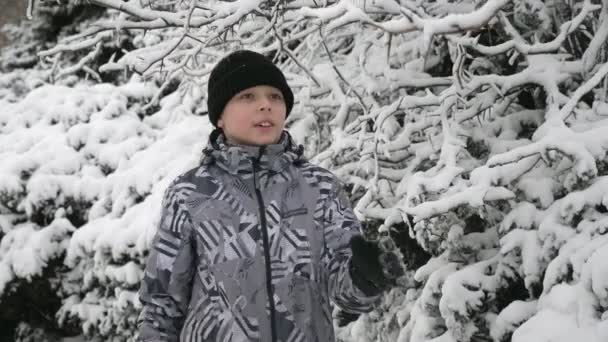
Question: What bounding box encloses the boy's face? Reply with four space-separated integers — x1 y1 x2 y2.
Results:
218 85 287 146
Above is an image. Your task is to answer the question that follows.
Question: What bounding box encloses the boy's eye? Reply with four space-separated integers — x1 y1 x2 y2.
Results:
240 93 254 100
271 93 283 100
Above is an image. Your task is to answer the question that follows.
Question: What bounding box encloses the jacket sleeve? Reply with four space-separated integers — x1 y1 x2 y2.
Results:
322 178 381 314
137 179 196 342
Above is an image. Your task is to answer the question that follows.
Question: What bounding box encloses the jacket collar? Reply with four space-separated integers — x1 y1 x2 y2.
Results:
201 130 305 175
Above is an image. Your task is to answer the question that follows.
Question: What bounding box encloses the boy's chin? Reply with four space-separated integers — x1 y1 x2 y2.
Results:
237 134 282 146
251 136 281 146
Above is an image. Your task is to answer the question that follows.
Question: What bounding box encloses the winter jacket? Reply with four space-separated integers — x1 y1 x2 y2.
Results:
137 131 380 342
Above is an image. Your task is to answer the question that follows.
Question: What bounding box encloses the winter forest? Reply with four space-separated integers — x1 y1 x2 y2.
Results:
1 0 608 341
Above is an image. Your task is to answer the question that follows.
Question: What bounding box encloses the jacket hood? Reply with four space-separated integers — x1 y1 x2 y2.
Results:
201 129 306 175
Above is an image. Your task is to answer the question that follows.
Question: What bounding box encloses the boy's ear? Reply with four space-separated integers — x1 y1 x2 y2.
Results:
217 118 224 128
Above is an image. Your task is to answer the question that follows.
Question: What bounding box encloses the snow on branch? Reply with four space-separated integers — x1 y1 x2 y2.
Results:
452 0 601 57
559 61 608 121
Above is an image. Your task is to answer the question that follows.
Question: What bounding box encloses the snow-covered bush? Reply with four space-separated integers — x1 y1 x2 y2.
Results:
0 71 212 340
2 0 608 340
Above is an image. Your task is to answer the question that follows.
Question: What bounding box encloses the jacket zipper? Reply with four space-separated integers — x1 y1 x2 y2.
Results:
252 147 278 342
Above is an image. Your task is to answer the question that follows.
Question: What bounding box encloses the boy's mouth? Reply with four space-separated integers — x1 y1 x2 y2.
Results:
255 121 274 127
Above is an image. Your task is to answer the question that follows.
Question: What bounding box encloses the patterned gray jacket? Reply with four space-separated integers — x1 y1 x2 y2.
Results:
137 131 380 342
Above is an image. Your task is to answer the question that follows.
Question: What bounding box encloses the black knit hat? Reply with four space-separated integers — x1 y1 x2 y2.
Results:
207 50 294 127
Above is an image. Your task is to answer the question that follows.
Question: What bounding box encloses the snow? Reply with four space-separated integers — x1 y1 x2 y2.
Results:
512 284 607 342
0 210 74 294
516 177 556 208
490 300 537 341
406 184 515 221
0 70 212 338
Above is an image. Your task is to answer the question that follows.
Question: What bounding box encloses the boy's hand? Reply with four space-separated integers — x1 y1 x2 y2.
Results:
348 235 405 296
335 309 360 327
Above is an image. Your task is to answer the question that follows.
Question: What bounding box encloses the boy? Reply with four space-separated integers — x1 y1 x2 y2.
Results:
137 50 403 342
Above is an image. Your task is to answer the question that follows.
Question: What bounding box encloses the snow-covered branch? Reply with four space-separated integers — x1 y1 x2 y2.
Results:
452 0 601 56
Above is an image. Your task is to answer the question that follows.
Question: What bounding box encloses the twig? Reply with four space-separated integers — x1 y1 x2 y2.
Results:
272 29 321 87
319 26 368 116
561 61 608 121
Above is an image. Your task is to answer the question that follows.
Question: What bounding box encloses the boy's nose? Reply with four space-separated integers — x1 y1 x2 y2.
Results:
258 96 272 111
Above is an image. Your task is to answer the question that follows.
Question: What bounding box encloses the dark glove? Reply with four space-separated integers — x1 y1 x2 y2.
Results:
349 235 405 296
335 309 360 327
